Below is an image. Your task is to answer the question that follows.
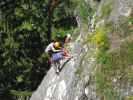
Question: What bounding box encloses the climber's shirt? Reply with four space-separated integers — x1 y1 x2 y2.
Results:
45 42 54 53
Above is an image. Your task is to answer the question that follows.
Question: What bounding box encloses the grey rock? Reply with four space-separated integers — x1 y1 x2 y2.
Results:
30 39 98 100
109 0 133 23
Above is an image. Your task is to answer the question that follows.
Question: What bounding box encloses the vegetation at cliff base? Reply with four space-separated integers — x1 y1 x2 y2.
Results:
0 0 78 99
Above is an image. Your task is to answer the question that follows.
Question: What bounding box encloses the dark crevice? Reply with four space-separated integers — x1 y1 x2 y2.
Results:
94 0 101 2
54 16 77 29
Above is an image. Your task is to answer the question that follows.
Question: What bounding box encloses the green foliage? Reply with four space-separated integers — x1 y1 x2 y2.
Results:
96 50 110 65
95 51 120 99
72 0 94 21
10 90 32 97
100 1 112 18
0 0 78 99
52 27 74 41
89 25 123 99
78 1 91 21
95 71 120 100
128 17 133 25
95 38 133 99
125 96 133 100
91 27 110 50
20 21 34 31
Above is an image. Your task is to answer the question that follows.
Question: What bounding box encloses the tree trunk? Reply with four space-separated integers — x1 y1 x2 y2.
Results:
47 0 60 43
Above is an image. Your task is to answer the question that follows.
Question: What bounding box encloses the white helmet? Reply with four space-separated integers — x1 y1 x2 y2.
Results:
67 34 71 38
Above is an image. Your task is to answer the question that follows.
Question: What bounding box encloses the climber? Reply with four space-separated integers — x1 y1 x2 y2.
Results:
45 41 62 64
51 48 72 74
54 33 72 59
45 34 72 74
62 34 72 59
45 41 61 53
63 34 72 45
45 41 64 74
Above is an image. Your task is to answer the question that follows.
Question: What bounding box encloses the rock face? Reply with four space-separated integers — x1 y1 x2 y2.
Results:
109 0 133 23
30 40 98 100
30 0 133 100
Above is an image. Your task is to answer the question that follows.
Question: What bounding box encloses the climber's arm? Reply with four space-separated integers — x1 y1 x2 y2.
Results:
52 47 61 52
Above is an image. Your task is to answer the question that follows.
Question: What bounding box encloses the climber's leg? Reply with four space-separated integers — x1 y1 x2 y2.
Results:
53 62 56 72
53 61 60 74
57 61 61 73
59 59 63 70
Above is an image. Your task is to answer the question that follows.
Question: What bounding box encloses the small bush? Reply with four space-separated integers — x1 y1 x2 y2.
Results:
128 17 133 25
91 27 110 50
